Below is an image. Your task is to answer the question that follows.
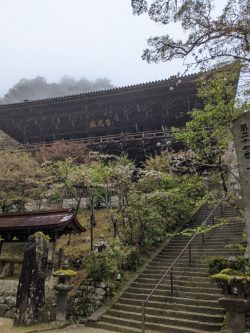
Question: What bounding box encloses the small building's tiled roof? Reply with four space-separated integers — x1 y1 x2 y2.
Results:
0 209 85 234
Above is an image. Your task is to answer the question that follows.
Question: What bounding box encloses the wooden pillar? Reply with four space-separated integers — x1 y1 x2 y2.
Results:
8 263 15 277
57 248 65 269
0 240 3 256
52 231 58 264
0 260 3 277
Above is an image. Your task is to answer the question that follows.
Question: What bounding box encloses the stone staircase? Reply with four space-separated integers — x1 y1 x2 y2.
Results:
88 204 245 333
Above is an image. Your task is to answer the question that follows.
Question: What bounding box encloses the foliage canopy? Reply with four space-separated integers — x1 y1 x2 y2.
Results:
172 63 243 191
131 0 250 69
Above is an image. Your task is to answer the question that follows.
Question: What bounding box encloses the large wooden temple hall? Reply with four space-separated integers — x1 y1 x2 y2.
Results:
0 73 199 159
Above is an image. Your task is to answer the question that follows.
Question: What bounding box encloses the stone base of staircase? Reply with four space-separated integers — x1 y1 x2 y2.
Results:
87 204 245 333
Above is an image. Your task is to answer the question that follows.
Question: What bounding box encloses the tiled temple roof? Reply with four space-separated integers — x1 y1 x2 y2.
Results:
0 72 198 108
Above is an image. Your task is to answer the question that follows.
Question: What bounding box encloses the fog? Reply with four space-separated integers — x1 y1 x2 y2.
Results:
0 1 229 100
0 76 114 104
0 1 185 98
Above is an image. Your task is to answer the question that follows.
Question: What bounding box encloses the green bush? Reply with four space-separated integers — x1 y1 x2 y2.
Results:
211 268 250 297
120 194 166 251
208 256 248 275
85 252 116 282
209 257 250 297
84 240 139 281
208 257 228 275
121 246 141 271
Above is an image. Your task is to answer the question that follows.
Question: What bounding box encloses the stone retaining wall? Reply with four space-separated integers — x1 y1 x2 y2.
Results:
0 280 56 321
67 280 110 323
0 280 17 318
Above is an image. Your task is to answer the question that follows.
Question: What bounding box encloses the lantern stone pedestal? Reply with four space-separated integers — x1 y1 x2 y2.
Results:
54 283 74 321
218 296 250 333
53 268 76 322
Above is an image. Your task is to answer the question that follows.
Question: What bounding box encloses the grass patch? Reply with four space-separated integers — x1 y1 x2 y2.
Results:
57 208 113 258
0 320 55 333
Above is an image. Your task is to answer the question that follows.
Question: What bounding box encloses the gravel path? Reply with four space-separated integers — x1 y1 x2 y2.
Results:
0 319 111 333
43 326 112 333
0 318 13 333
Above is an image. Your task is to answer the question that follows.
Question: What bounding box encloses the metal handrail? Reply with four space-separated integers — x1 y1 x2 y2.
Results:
141 192 229 333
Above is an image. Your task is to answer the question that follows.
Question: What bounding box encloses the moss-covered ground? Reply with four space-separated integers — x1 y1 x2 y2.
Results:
57 208 112 259
0 318 55 333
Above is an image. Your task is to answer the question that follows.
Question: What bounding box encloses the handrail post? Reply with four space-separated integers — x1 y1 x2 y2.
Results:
138 192 230 333
142 301 145 333
170 269 173 297
189 244 192 266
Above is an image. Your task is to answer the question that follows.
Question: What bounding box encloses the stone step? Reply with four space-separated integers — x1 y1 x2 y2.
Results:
152 256 210 263
154 256 241 263
206 235 243 240
207 225 244 229
160 242 243 250
140 270 211 278
168 237 234 244
170 237 243 245
90 320 214 333
102 313 222 332
138 273 212 282
109 307 224 326
151 256 211 263
148 263 208 269
122 291 221 303
126 286 221 299
134 278 216 288
157 249 239 256
161 241 243 250
118 298 224 315
88 205 242 333
152 256 211 263
203 224 241 230
214 223 244 228
214 229 244 233
130 282 219 294
203 236 244 242
155 251 243 260
144 261 208 276
115 300 224 316
160 248 243 254
88 321 141 333
143 268 209 275
169 238 242 245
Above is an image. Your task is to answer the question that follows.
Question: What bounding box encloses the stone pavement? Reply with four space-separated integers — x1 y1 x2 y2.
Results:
43 326 112 333
0 318 14 333
0 319 112 333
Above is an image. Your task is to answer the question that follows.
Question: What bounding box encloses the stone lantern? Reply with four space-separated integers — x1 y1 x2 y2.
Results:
212 268 250 333
53 263 76 322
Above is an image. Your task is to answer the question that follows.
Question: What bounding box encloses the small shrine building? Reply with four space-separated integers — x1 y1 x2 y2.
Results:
0 209 86 277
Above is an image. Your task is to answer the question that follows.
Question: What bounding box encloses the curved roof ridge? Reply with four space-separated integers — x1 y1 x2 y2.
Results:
0 71 199 107
0 208 74 217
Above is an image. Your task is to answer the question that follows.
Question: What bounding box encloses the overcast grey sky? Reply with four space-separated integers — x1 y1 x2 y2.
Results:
0 0 227 97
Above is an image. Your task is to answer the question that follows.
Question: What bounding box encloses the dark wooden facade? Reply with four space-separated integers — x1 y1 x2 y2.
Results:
0 74 198 146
